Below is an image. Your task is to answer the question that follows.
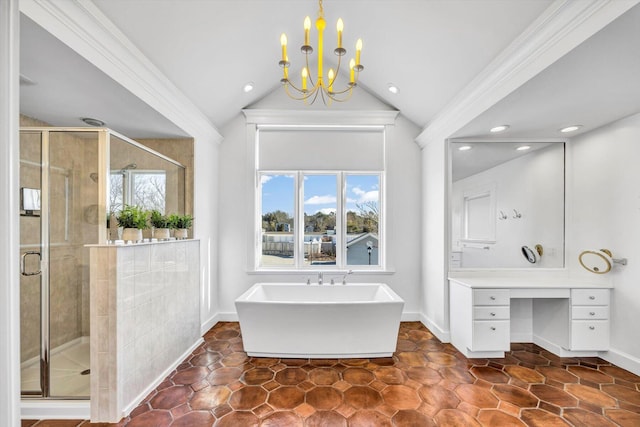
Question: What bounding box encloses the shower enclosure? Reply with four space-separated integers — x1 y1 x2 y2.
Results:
19 128 185 399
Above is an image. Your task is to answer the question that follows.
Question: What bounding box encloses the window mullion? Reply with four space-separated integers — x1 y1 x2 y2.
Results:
296 171 304 269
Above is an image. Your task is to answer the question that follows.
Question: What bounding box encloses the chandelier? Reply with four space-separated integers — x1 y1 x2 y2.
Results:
279 0 364 105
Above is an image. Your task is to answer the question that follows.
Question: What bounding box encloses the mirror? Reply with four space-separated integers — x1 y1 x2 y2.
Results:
450 141 564 269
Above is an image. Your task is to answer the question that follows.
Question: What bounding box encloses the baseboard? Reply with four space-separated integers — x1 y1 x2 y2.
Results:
511 333 533 343
200 313 220 335
121 338 204 418
401 312 421 322
420 314 450 343
217 312 239 322
600 347 640 377
533 334 598 358
21 400 90 420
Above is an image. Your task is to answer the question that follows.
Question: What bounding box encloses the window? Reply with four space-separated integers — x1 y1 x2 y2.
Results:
258 171 383 269
109 170 167 213
249 117 396 271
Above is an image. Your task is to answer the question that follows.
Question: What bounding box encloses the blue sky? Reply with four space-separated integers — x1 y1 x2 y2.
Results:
261 174 379 216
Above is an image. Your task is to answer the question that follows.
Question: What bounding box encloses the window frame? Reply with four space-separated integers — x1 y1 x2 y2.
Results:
257 170 384 271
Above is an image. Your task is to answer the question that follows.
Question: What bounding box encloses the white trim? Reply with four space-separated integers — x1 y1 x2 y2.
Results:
19 0 222 144
420 314 451 343
415 0 639 147
200 314 220 336
0 1 21 426
121 338 203 418
243 109 399 126
21 400 90 420
600 347 640 377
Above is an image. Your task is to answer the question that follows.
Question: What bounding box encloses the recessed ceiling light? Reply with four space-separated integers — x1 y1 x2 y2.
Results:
516 145 531 151
490 125 510 133
81 117 105 127
458 145 472 151
387 83 399 94
243 82 255 93
560 125 582 133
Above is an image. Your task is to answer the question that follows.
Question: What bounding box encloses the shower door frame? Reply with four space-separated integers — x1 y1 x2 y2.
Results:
20 128 107 399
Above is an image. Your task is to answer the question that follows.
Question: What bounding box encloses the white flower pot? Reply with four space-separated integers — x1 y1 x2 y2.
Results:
174 228 188 239
122 228 142 243
154 228 170 240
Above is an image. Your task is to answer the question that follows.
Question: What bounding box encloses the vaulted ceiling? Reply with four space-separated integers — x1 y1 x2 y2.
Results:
18 0 640 141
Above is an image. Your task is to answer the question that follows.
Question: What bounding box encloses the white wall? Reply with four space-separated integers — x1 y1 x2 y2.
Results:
0 0 20 427
568 112 640 373
0 1 21 426
420 140 449 341
451 144 564 268
194 136 220 333
217 90 423 318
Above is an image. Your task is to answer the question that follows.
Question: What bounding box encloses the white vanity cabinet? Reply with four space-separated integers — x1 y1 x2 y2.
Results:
450 283 510 358
570 289 610 351
449 278 612 359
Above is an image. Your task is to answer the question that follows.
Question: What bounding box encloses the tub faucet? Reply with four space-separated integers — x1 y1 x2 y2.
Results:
318 272 323 285
342 269 353 285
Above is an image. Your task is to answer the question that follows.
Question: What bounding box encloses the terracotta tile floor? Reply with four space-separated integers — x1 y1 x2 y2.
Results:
25 321 640 427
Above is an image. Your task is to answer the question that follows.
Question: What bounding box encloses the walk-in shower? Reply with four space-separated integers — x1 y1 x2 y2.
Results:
19 128 185 400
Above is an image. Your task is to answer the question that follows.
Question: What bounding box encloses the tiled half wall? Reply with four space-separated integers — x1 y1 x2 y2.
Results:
89 240 201 422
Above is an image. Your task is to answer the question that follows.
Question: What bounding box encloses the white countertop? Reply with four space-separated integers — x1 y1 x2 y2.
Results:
449 276 613 289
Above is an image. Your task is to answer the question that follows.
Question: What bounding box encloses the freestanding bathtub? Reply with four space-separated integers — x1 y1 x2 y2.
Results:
235 283 404 358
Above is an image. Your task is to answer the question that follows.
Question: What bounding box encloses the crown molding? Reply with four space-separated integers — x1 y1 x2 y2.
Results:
415 0 639 148
20 0 223 144
242 109 399 126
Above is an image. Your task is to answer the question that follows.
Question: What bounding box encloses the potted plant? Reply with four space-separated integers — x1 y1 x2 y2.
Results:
169 213 193 239
116 205 147 242
149 210 171 240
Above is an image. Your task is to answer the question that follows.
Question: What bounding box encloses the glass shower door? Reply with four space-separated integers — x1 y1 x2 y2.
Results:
20 129 97 398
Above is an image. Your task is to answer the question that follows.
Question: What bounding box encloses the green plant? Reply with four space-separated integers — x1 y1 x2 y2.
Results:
116 205 148 229
169 213 193 229
149 210 171 228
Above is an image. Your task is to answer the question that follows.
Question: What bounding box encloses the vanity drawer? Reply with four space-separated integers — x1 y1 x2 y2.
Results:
471 320 510 351
474 306 510 320
571 289 610 306
473 289 509 306
572 306 609 320
571 320 609 351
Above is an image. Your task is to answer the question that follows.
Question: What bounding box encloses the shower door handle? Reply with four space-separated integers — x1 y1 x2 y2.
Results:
21 251 41 276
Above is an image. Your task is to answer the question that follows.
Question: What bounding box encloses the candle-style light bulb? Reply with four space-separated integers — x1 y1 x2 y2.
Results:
301 67 308 91
336 18 343 48
355 38 362 65
280 33 288 62
328 68 335 92
349 58 355 84
304 16 311 46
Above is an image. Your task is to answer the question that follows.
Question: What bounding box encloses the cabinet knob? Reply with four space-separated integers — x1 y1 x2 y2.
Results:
589 312 596 316
490 296 496 300
490 327 496 331
589 296 596 300
589 326 595 330
490 312 496 316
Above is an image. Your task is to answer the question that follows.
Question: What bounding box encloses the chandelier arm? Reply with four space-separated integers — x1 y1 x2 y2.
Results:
304 52 316 88
284 84 316 101
328 85 355 96
326 88 354 103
